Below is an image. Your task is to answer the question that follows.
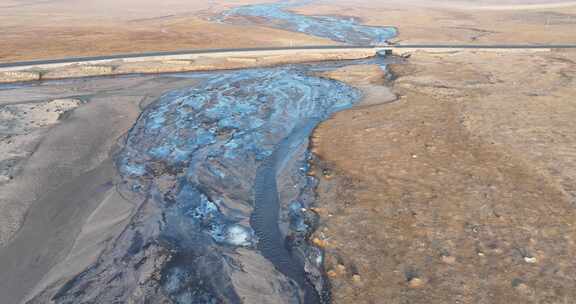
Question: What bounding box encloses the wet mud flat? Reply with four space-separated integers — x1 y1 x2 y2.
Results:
0 74 215 304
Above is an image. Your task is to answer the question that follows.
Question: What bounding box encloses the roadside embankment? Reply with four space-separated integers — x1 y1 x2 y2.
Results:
0 48 377 84
4 46 575 84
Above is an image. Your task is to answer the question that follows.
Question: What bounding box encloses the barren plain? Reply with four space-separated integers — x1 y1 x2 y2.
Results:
0 0 333 62
1 0 576 303
313 49 576 304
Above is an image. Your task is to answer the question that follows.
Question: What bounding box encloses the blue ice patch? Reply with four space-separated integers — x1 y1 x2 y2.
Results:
219 2 397 45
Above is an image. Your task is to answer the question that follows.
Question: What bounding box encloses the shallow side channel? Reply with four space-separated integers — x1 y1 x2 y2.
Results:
251 120 321 303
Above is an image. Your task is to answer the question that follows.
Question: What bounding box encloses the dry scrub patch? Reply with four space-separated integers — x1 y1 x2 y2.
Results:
0 0 333 62
313 50 576 303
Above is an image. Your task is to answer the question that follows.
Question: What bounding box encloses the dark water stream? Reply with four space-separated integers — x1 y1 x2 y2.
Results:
251 120 321 303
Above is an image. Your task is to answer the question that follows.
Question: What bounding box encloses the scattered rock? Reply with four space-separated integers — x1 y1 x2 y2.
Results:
408 277 425 288
312 237 328 248
310 207 325 215
322 168 333 178
524 256 537 264
516 283 532 295
336 264 346 274
512 280 533 295
441 255 456 264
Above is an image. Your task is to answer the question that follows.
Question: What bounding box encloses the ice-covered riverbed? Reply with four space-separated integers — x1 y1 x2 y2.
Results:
218 1 397 45
45 64 362 304
125 68 359 303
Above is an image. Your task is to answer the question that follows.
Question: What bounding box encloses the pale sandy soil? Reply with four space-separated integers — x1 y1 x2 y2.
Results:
319 64 398 107
314 49 576 304
0 98 81 188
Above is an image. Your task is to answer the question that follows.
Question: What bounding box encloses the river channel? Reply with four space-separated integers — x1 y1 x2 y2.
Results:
45 1 397 303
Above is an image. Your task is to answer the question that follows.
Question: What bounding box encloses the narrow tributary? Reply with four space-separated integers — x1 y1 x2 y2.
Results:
252 120 320 303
